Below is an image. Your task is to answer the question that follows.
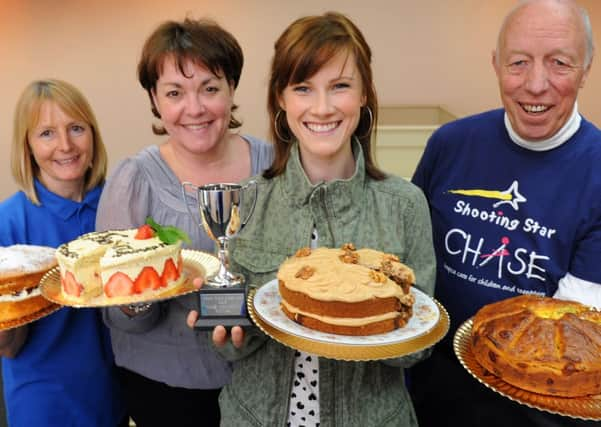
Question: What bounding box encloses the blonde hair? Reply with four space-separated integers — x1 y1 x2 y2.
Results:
11 79 107 205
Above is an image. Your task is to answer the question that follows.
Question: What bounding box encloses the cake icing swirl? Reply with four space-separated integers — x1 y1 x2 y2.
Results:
277 247 411 303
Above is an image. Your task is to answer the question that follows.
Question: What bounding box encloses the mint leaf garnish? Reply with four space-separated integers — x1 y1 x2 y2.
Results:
145 216 191 245
146 217 161 231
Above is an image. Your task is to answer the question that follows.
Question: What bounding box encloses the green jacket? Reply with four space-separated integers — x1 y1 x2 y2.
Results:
217 140 436 427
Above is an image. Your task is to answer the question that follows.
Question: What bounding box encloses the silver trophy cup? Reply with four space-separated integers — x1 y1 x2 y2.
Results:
182 182 257 287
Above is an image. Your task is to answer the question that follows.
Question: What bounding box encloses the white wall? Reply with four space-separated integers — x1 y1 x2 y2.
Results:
1 0 600 200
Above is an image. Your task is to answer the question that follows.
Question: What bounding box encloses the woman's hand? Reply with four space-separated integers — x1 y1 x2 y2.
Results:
186 275 245 348
186 310 246 348
213 325 245 348
186 310 244 348
0 326 28 358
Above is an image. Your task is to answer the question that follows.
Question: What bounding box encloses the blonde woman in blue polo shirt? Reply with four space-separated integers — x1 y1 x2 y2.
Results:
0 79 126 427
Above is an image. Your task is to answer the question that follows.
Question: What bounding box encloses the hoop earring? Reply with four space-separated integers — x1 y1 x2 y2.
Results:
355 106 374 139
274 110 292 143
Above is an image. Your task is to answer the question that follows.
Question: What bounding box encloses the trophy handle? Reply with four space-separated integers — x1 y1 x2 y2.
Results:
239 180 258 230
181 181 202 229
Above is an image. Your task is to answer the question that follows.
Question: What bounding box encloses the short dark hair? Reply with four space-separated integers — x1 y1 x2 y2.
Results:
138 18 244 134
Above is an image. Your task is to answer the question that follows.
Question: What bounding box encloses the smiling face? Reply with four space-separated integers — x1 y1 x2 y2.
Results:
279 51 365 178
493 0 591 141
152 56 235 155
28 100 94 199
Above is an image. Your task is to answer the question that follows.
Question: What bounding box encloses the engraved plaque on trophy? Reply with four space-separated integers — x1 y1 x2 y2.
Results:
182 181 257 329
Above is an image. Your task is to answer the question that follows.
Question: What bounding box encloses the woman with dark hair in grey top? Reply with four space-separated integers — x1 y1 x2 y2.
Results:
96 18 273 427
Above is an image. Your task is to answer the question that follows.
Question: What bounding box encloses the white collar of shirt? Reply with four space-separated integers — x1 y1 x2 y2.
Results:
504 102 581 152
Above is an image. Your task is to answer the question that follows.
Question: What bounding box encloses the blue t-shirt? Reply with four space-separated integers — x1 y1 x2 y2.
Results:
412 109 601 334
0 180 125 427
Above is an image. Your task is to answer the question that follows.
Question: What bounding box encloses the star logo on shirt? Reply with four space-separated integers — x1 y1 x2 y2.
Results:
448 180 527 211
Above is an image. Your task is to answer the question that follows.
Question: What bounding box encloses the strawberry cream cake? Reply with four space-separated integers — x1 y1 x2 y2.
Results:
0 245 57 324
55 224 184 304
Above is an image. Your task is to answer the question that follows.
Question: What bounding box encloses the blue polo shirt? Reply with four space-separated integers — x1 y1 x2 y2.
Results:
412 109 601 334
0 180 125 427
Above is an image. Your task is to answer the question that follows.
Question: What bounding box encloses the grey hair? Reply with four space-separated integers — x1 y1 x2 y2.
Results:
579 4 594 67
495 0 594 68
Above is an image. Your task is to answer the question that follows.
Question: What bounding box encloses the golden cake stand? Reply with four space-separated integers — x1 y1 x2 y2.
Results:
40 249 218 308
247 281 450 361
454 319 601 421
0 303 61 331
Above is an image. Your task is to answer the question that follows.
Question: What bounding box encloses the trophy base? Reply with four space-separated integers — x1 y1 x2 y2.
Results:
194 284 252 330
194 316 252 329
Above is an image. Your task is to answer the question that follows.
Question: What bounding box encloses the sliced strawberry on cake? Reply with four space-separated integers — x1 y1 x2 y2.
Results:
104 272 134 297
135 224 154 239
161 259 180 287
134 267 162 293
62 271 83 297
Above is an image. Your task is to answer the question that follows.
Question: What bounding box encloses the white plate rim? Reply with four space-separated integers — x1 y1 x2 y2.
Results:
252 279 440 346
